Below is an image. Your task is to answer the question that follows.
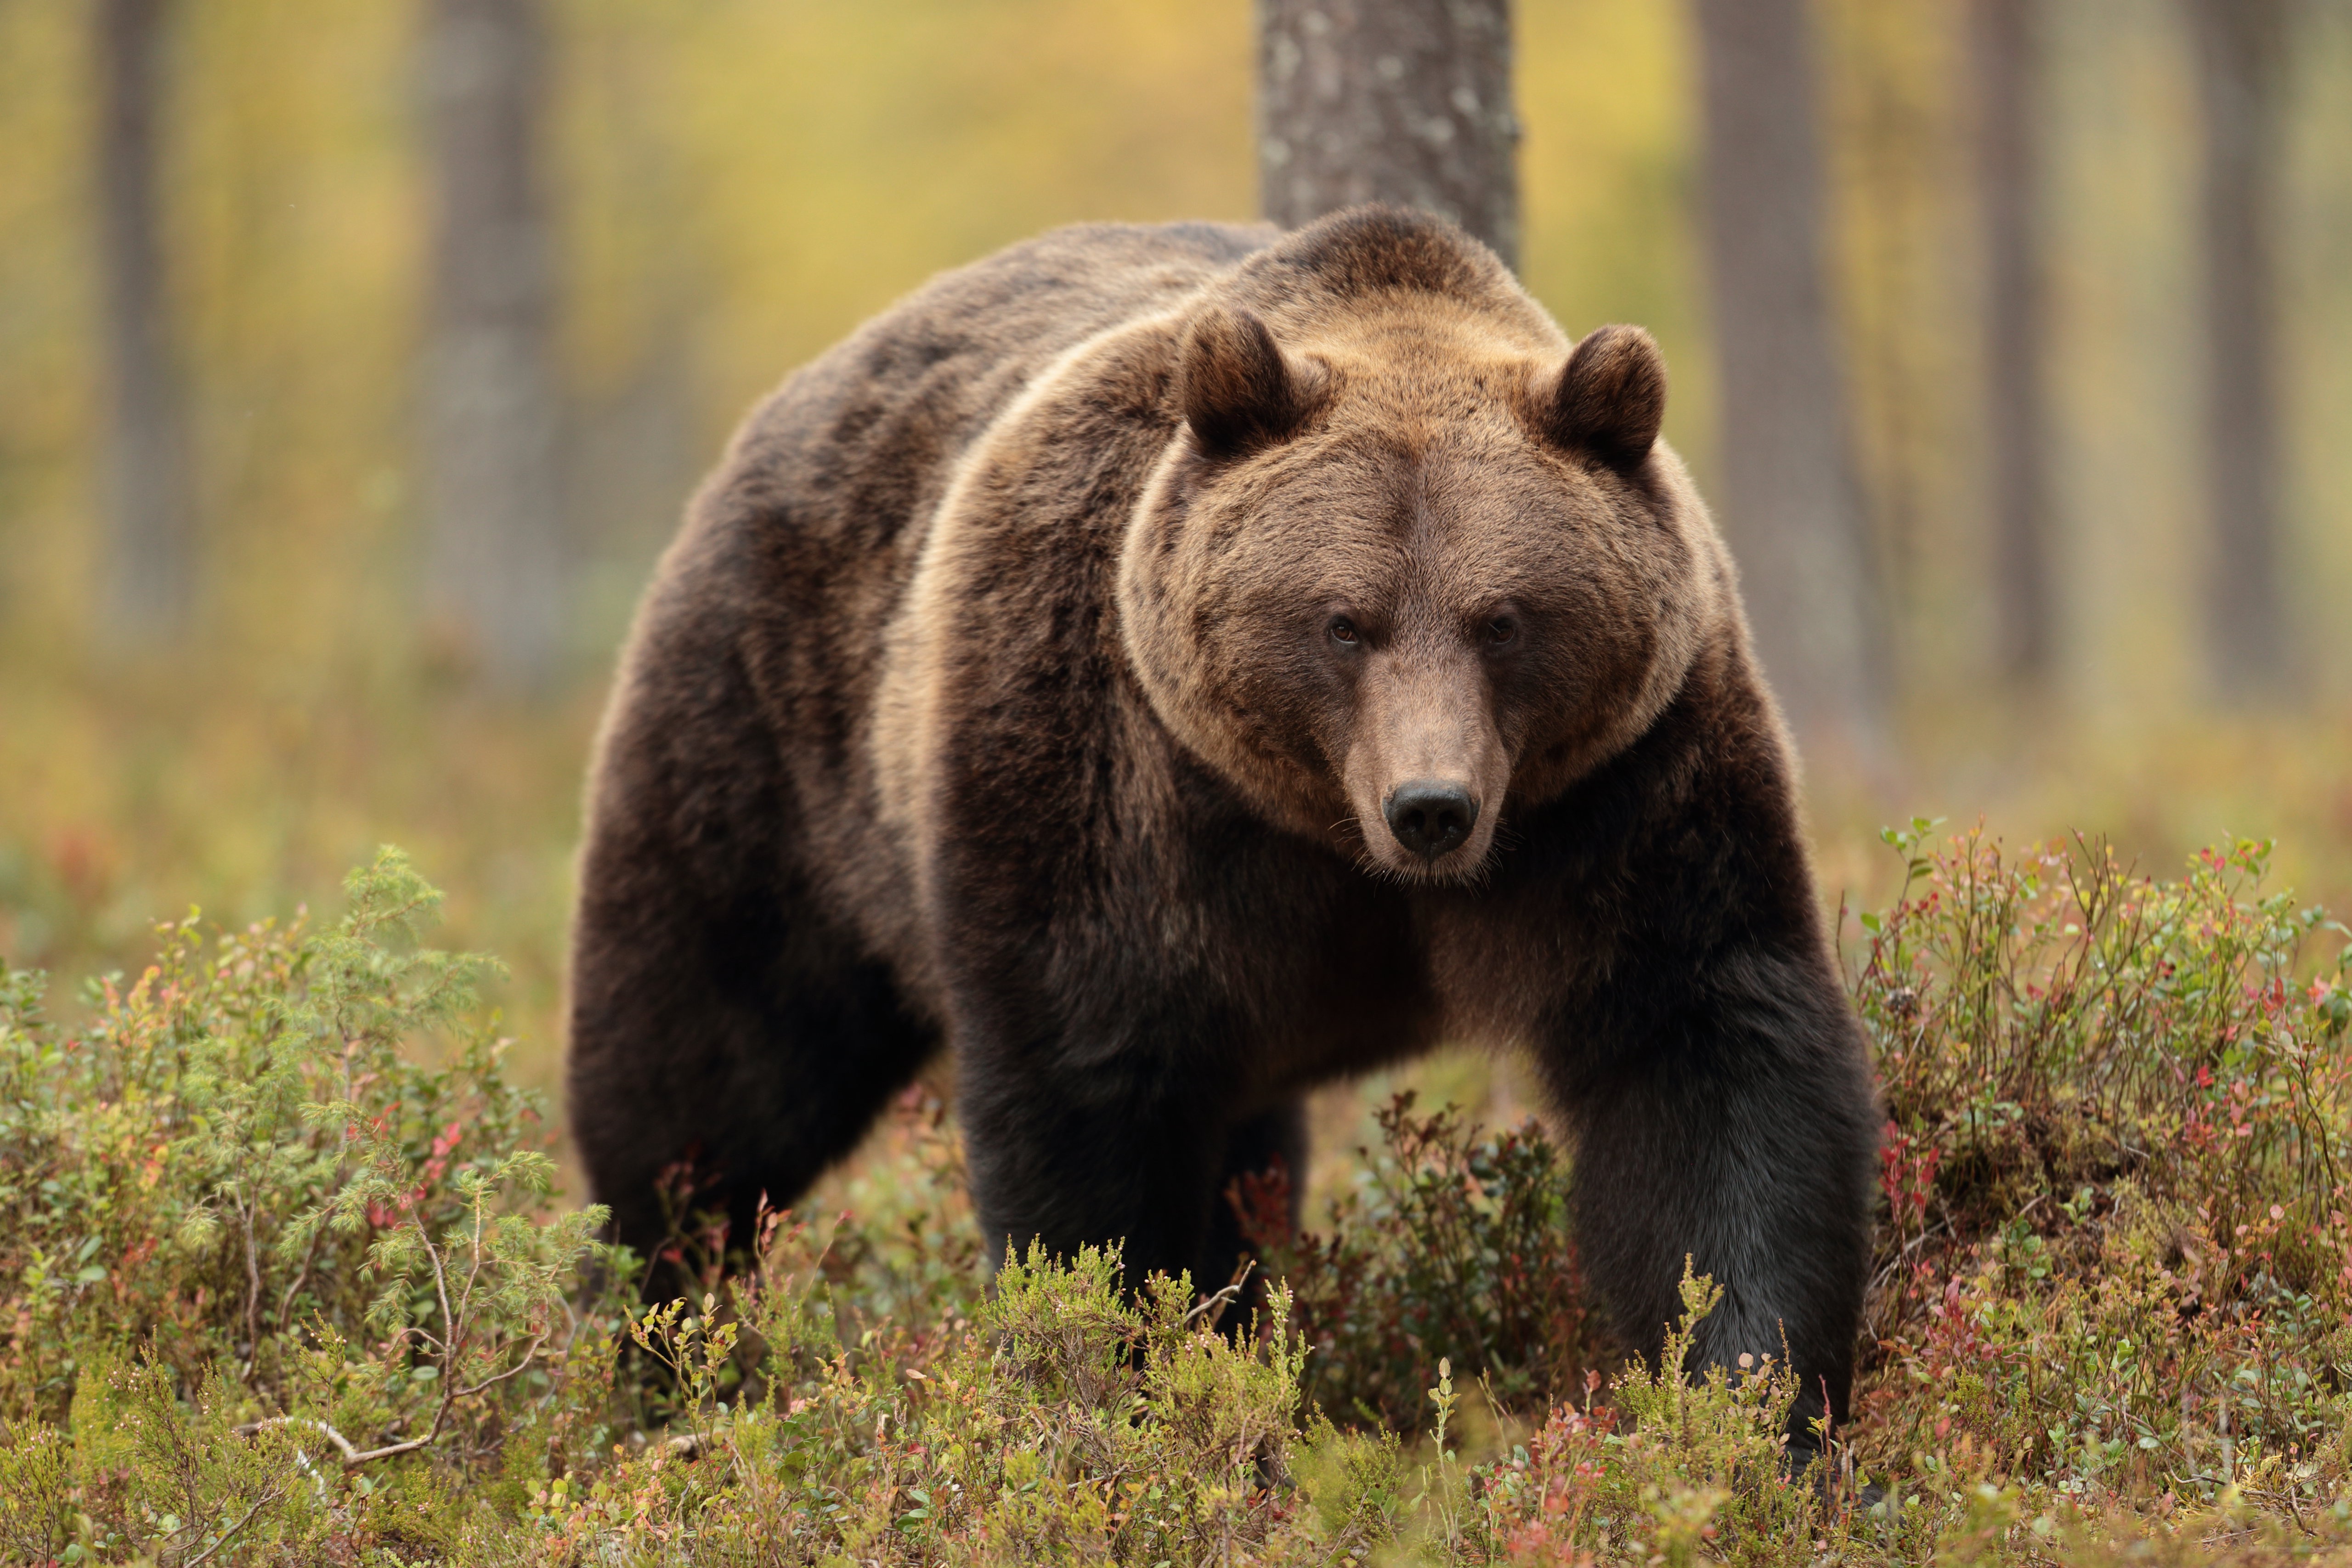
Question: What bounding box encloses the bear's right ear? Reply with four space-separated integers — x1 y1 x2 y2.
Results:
1177 307 1319 457
1537 323 1667 473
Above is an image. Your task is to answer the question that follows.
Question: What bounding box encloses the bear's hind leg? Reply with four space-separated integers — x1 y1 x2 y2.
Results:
568 628 939 1276
571 853 938 1272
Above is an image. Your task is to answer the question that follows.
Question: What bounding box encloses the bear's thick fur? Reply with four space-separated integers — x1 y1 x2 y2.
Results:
569 207 1878 1451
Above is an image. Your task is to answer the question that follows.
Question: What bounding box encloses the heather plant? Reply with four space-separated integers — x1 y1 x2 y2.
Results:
509 1226 1337 1565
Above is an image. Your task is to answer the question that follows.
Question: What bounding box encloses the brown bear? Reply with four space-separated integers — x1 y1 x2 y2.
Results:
568 206 1878 1459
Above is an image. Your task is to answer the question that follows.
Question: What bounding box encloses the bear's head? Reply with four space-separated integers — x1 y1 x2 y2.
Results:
1118 208 1730 883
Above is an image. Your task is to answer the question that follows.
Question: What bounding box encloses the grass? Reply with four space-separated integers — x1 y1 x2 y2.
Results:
2 817 2349 1563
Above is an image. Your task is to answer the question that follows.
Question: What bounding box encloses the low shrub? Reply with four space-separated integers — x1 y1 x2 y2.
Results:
0 829 2346 1565
1848 825 2352 1520
0 850 615 1561
1230 1093 1604 1432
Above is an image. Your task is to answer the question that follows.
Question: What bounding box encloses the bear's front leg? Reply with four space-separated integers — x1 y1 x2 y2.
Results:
1544 940 1878 1470
954 1035 1291 1297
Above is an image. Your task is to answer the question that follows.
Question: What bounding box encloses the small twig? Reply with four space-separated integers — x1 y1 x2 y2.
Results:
454 1334 545 1400
420 1227 458 1370
344 1432 441 1465
1185 1260 1261 1335
451 1195 491 1368
237 1330 540 1471
407 1220 471 1459
337 1331 541 1467
273 1217 329 1336
179 1483 282 1568
241 1416 360 1465
243 1412 435 1467
239 1196 264 1378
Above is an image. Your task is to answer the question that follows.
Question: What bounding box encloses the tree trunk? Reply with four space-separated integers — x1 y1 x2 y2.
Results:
1257 0 1519 269
2188 0 2288 696
422 0 565 692
1973 0 2053 685
95 0 194 643
1693 0 1880 747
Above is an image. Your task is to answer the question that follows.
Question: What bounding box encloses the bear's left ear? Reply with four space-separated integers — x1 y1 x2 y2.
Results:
1536 324 1666 473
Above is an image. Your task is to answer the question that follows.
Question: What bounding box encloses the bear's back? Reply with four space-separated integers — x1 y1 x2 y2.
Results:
620 220 1274 1007
700 220 1275 582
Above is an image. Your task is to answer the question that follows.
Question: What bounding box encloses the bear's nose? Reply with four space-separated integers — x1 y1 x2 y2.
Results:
1383 781 1479 860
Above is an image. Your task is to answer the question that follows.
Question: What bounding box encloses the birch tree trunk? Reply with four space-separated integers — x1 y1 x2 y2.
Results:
1973 0 2053 685
96 0 194 644
2188 0 2288 696
1257 0 1519 269
422 0 565 692
1693 0 1881 747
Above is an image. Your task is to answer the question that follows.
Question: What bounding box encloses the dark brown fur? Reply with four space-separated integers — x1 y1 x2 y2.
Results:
569 208 1877 1455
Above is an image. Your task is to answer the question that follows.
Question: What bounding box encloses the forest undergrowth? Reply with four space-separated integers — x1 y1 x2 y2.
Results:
1 827 2349 1565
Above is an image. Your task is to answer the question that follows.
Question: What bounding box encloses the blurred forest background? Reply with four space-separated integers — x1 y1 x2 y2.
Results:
4 0 2352 1126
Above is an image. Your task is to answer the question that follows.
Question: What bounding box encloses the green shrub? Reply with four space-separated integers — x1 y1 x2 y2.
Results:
1231 1093 1602 1432
0 849 613 1560
1 831 2349 1565
1853 826 2352 1511
0 848 602 1423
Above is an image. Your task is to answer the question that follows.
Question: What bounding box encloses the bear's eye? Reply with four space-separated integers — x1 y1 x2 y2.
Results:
1328 617 1360 646
1485 616 1518 647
